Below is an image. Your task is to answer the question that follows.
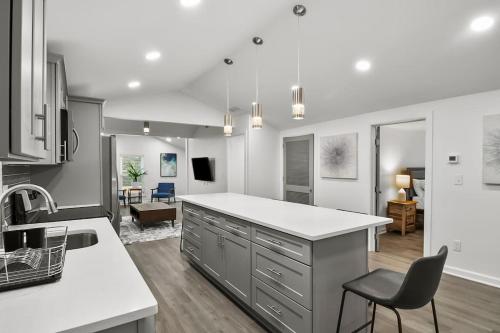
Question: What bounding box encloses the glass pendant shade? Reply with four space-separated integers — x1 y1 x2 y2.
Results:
223 113 233 137
251 102 263 129
292 86 305 120
143 121 150 135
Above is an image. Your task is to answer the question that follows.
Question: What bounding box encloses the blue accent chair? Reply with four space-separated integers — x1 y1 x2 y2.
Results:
118 189 127 206
150 183 176 203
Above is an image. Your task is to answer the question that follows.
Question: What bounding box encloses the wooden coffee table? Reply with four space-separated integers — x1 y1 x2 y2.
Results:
129 202 176 231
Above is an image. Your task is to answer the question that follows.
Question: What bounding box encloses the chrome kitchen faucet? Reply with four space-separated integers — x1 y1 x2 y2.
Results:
0 184 58 233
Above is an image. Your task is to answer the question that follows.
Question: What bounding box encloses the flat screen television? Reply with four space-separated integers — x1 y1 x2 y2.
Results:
192 157 214 181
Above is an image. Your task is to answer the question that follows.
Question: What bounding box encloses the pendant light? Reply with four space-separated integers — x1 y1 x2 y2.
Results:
292 4 306 120
223 58 234 137
252 37 264 129
143 121 150 135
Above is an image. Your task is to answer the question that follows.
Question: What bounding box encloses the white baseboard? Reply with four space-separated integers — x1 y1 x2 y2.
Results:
444 265 500 289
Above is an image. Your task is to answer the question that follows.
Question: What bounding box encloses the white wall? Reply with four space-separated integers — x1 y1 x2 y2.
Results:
230 114 281 199
379 122 426 216
187 136 227 194
280 89 500 288
116 135 187 200
227 135 245 194
105 92 225 127
247 121 281 199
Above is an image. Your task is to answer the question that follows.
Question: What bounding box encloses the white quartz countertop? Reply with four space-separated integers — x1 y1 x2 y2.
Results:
0 218 158 333
179 193 391 241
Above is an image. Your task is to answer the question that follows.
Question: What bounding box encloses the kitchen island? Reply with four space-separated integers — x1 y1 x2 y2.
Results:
179 193 391 333
0 218 157 333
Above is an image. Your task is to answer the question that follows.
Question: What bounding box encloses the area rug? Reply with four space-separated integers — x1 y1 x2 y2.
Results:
120 215 182 245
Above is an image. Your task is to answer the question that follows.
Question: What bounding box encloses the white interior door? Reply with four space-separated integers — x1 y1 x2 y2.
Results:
227 135 245 194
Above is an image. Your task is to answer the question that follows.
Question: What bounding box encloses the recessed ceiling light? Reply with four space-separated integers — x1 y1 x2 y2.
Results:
180 0 200 8
176 136 181 139
355 60 372 72
145 51 161 61
166 137 172 142
470 16 495 32
128 81 141 89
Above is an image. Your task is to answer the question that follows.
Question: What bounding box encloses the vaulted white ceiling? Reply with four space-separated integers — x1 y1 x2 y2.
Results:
184 0 500 129
46 0 289 99
47 0 500 130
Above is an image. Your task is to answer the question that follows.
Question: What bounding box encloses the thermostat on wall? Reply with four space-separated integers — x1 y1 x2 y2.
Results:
448 154 459 164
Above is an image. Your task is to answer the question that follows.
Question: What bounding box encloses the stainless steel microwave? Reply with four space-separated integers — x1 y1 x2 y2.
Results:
60 109 79 162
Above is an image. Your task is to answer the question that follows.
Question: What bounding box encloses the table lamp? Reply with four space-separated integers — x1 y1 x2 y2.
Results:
396 174 410 201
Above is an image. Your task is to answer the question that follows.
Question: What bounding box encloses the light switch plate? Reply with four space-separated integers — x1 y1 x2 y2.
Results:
453 240 462 252
454 175 463 185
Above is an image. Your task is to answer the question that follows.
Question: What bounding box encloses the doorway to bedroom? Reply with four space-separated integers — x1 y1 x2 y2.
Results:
374 120 426 259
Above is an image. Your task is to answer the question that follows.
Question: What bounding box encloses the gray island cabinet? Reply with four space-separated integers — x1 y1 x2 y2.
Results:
179 193 391 333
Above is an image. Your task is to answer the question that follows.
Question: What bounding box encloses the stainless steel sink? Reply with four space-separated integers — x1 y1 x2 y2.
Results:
65 230 98 250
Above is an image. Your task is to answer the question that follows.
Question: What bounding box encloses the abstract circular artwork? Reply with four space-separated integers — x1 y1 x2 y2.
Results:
320 133 358 179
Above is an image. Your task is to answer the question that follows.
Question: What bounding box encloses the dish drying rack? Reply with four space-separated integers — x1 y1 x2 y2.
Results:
0 226 68 292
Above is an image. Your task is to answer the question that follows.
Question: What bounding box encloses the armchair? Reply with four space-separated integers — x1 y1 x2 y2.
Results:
150 183 176 203
118 189 127 206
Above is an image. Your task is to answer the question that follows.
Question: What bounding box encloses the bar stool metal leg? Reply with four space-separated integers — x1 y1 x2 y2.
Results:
390 307 403 333
431 298 439 333
336 289 348 333
371 303 377 333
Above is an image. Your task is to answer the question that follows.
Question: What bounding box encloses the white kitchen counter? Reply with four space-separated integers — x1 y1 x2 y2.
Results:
179 193 391 241
0 218 157 333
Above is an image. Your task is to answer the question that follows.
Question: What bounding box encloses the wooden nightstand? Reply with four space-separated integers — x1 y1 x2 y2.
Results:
386 200 417 236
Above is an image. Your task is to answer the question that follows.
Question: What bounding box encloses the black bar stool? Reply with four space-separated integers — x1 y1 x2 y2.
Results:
336 246 448 333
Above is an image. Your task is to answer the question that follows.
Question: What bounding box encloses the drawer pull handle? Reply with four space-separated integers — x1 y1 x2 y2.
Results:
266 267 282 276
267 305 282 316
185 225 194 230
226 225 241 232
204 216 218 224
267 238 283 246
185 209 200 216
186 247 195 253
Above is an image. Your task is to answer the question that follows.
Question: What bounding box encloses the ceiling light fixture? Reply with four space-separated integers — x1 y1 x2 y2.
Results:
143 121 150 135
145 51 161 61
177 136 181 139
470 16 495 32
291 4 306 120
166 137 172 142
128 81 141 89
355 59 371 72
223 58 234 137
252 37 264 129
180 0 200 8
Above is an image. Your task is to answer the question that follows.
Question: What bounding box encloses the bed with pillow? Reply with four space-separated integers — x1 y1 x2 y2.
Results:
406 167 425 228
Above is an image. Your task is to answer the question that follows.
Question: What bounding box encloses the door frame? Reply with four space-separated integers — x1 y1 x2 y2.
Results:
370 116 433 256
283 134 314 205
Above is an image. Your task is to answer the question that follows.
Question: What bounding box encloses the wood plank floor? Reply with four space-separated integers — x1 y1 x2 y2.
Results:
126 229 500 333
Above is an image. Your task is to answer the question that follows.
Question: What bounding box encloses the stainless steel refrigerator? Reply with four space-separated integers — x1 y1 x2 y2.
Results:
101 135 121 234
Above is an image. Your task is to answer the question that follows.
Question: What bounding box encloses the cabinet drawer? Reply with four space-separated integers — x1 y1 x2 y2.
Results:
183 217 202 242
183 204 204 220
183 237 201 264
252 277 312 333
201 209 224 228
252 226 311 265
221 215 251 240
252 244 312 309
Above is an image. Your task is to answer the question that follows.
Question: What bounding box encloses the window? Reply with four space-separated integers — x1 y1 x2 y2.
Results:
120 154 144 186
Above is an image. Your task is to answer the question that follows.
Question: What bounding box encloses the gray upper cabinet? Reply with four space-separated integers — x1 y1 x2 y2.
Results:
221 230 251 306
34 53 68 164
1 0 48 161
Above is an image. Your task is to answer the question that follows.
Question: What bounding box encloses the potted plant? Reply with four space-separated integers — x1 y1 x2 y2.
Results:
126 162 147 188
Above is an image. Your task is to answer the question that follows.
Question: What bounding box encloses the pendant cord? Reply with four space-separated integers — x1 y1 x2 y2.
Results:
297 13 301 85
255 45 259 103
226 65 230 113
